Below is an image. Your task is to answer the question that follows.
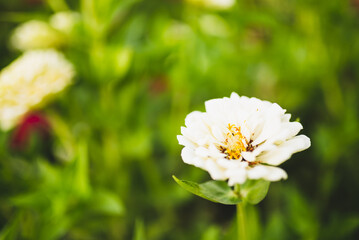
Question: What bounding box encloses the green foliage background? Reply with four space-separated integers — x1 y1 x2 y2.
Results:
1 0 359 239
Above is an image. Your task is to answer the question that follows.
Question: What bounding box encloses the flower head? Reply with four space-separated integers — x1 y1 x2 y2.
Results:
0 49 74 130
177 93 310 186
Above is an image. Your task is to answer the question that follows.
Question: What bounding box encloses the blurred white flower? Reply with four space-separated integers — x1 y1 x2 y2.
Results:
178 93 310 186
205 0 235 9
50 11 80 34
0 49 74 130
187 0 235 10
10 20 63 51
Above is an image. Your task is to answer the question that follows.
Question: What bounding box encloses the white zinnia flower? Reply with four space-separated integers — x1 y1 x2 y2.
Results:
0 49 74 130
177 93 311 186
10 20 64 51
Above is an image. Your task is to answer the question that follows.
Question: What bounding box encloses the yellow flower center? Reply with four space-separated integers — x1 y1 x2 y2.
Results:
220 124 248 160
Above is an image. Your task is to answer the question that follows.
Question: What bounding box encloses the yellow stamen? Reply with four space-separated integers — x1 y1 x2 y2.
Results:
221 124 247 160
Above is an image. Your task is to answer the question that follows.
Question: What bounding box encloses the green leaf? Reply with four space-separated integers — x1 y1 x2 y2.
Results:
172 175 241 205
240 180 270 204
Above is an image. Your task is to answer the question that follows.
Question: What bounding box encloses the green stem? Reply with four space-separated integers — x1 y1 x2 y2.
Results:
235 184 247 240
237 202 247 240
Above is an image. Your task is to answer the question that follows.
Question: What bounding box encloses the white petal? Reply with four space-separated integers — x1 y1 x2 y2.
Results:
241 151 256 162
181 114 214 146
230 92 240 101
251 142 277 156
266 121 303 144
209 125 226 142
258 135 311 166
247 165 287 181
205 98 226 114
280 121 303 140
181 147 196 164
227 171 247 185
184 110 203 127
195 145 225 161
205 159 226 180
252 106 284 145
281 113 291 122
217 158 243 168
181 147 207 169
208 144 225 158
195 147 210 158
226 163 248 185
177 135 196 148
205 97 239 125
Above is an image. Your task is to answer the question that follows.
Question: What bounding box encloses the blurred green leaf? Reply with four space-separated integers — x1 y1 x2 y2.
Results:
46 0 69 12
88 190 125 216
286 187 319 239
0 215 19 240
172 175 241 205
201 225 221 240
72 141 90 196
133 219 146 240
263 211 289 240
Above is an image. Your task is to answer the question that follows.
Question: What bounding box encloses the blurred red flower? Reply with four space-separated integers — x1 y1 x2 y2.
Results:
11 112 51 150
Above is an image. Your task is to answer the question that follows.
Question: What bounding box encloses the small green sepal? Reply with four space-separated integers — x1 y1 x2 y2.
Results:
240 179 270 204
